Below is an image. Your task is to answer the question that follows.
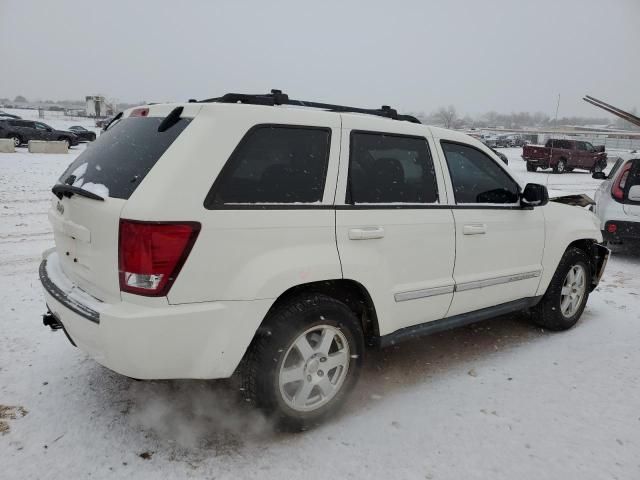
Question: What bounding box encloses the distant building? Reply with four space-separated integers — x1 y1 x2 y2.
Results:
85 96 114 118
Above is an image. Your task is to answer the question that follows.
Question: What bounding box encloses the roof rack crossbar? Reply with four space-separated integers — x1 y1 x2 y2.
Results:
199 89 421 124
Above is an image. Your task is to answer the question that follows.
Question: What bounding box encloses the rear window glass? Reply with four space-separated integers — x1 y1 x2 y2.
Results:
348 132 438 204
57 116 191 199
205 125 331 206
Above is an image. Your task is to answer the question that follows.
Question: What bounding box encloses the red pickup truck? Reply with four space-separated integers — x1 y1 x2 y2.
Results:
522 139 607 174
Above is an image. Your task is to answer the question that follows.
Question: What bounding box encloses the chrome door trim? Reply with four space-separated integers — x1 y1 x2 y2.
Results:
455 270 542 292
394 285 455 302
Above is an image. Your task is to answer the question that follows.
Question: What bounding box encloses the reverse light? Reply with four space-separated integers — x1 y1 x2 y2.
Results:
612 162 632 202
118 220 200 296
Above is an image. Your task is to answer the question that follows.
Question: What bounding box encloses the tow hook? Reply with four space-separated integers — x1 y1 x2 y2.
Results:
43 311 62 330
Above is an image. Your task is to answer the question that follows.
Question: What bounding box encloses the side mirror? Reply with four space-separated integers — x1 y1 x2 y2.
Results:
629 185 640 202
521 183 549 207
592 171 606 180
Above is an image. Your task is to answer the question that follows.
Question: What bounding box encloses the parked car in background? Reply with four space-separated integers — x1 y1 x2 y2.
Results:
0 119 79 147
522 139 607 174
40 91 608 430
507 135 526 147
68 126 97 142
495 135 511 148
0 112 21 120
593 157 640 243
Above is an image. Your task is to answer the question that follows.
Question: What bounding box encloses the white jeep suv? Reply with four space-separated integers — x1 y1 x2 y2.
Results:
40 91 609 430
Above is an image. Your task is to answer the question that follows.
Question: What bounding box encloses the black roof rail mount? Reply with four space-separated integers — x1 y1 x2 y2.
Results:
198 89 421 124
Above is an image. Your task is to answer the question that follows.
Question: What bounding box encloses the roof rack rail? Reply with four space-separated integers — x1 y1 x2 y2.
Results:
199 89 421 124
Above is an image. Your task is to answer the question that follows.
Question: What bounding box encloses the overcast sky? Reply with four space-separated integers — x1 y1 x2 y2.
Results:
1 0 638 117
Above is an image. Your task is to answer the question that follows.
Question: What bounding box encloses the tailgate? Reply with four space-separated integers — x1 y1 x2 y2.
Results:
48 195 125 302
523 145 549 160
48 108 195 302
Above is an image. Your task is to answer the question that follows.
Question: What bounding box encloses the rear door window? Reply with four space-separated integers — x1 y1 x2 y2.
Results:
206 125 331 206
347 132 438 204
57 116 191 200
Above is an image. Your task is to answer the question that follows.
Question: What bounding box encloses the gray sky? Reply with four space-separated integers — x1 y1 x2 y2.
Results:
1 0 639 117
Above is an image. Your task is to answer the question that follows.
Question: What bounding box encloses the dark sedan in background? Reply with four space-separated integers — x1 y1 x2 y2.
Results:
68 125 97 142
0 119 79 147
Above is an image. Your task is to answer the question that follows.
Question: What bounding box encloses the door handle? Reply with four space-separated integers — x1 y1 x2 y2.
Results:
463 224 487 235
349 227 385 240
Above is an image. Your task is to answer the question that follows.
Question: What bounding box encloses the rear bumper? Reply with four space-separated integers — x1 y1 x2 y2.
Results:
522 156 553 166
603 220 640 242
40 252 271 380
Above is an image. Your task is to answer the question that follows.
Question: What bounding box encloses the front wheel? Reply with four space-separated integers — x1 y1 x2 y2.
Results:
531 247 592 331
10 135 21 147
240 294 364 431
526 162 537 172
592 161 605 174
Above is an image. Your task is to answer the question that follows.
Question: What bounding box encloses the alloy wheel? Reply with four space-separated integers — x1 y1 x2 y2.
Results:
560 264 587 318
278 324 350 412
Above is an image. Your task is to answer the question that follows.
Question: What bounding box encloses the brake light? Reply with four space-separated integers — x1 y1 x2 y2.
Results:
118 220 200 296
130 107 149 117
611 162 632 202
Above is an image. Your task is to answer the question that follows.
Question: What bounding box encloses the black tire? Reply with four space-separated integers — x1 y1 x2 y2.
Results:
566 167 574 172
553 158 567 174
58 137 71 148
531 247 592 331
526 162 537 172
10 135 21 147
592 161 605 174
240 293 364 431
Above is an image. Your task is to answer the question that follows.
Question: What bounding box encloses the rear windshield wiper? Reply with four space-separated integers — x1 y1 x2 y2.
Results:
52 184 104 201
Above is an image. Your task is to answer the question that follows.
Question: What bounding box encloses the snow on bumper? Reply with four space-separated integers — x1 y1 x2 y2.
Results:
39 252 271 380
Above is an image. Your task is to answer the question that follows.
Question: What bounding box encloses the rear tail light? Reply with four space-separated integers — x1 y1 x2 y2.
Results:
612 162 632 202
607 223 617 234
118 220 200 296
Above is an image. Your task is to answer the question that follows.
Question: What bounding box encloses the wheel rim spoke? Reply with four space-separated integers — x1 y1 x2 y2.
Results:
317 377 333 398
317 328 335 355
324 350 348 373
280 364 305 385
294 335 314 359
293 380 314 408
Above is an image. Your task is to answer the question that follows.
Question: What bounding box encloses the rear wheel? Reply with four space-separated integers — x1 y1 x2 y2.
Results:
526 162 537 172
554 159 567 174
240 294 364 431
532 247 591 331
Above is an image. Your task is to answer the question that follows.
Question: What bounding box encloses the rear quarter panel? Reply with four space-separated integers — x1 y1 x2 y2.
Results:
121 104 344 304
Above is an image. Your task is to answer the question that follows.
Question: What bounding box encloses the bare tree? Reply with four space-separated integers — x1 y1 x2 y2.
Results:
435 105 458 129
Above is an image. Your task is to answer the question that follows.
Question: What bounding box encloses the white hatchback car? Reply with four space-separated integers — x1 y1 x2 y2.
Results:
40 91 609 429
593 157 640 243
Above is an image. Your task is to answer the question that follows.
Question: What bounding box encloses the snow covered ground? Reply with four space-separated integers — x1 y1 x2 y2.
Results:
1 144 639 480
